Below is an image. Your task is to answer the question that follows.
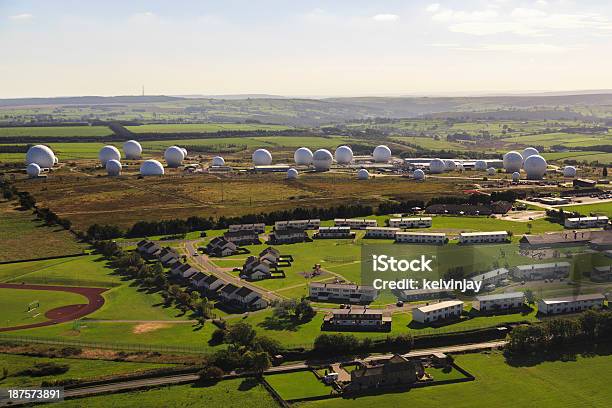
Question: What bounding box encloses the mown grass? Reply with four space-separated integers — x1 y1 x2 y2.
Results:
563 201 612 217
265 370 332 400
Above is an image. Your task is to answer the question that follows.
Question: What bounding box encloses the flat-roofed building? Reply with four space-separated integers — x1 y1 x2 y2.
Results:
564 216 609 229
314 226 355 239
323 307 391 331
459 231 508 244
395 232 447 245
309 282 378 303
364 227 399 239
538 294 605 315
412 300 464 324
469 268 509 287
473 292 525 312
228 223 265 233
389 217 432 229
512 262 570 281
398 288 452 302
334 218 378 230
274 219 320 230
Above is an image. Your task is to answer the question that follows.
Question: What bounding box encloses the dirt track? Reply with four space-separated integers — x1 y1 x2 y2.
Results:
0 283 106 332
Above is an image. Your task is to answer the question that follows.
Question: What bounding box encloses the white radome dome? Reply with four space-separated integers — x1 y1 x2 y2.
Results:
99 145 121 166
140 159 164 176
512 171 520 182
456 163 464 172
413 169 425 180
123 140 142 159
26 163 41 178
313 149 333 171
563 166 577 178
26 145 55 168
372 145 392 163
53 156 59 165
212 156 225 167
522 147 539 161
180 148 188 158
524 155 547 179
106 159 122 176
444 160 456 171
429 158 446 174
164 146 184 168
487 167 496 176
475 160 487 171
294 147 313 165
252 149 273 166
357 169 369 180
335 146 353 164
287 168 299 180
503 151 524 173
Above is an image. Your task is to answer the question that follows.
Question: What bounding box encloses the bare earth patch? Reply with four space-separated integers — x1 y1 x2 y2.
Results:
133 323 171 334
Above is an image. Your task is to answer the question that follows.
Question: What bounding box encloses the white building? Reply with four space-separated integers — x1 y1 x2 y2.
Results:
389 217 433 229
469 268 509 287
564 216 609 229
228 223 266 233
334 218 378 230
412 300 464 324
309 282 378 303
274 219 320 230
323 307 391 331
395 232 447 245
228 286 268 310
473 292 525 312
398 288 452 302
537 294 605 315
592 265 612 282
364 227 400 239
459 231 509 244
314 226 355 239
268 228 308 244
512 262 571 281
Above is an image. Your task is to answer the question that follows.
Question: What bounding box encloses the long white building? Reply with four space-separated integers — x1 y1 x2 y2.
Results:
412 300 464 324
274 219 321 230
564 216 609 229
364 227 400 239
473 292 525 312
395 232 447 245
469 268 509 287
314 226 354 239
459 231 509 244
228 223 266 233
512 262 571 281
309 282 378 303
537 294 605 315
334 218 378 229
389 217 432 229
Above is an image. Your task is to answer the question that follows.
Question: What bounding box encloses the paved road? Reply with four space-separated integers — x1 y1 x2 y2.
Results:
0 340 506 406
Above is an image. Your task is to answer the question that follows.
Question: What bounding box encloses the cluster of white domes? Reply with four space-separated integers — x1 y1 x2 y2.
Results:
99 145 121 167
287 168 299 180
26 145 56 169
140 159 165 176
335 146 353 164
357 169 369 180
373 145 391 163
313 149 333 171
123 140 142 159
252 148 273 166
294 147 313 165
503 151 523 173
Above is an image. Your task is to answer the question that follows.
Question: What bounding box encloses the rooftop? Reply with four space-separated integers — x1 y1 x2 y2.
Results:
417 300 464 313
540 293 605 304
475 292 525 301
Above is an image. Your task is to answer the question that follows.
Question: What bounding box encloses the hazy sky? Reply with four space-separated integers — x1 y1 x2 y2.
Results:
2 0 612 97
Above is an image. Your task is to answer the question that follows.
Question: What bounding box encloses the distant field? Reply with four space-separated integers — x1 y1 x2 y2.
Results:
563 201 612 217
0 126 113 138
543 151 612 165
126 123 292 133
501 132 612 148
298 352 612 408
0 201 86 262
48 378 276 408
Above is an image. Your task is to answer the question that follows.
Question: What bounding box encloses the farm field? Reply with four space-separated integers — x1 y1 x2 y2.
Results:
543 151 612 165
0 353 173 387
0 288 88 328
48 378 276 408
0 126 113 138
0 201 86 262
126 123 293 133
297 352 612 408
265 370 332 400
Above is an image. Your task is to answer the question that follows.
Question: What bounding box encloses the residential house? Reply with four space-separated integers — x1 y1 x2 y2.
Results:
388 217 432 229
473 292 525 312
537 294 605 315
309 282 378 303
323 307 391 331
459 231 508 244
364 227 400 239
314 226 355 239
412 300 464 324
349 355 424 391
511 262 570 281
395 232 447 245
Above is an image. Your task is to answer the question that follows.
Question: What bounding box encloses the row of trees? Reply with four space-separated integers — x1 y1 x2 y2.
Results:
313 332 414 355
506 309 612 356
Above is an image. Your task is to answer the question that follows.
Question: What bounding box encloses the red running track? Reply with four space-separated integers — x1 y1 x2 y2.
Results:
0 283 107 332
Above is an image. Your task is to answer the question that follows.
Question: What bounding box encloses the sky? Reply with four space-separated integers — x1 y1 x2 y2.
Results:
2 0 612 97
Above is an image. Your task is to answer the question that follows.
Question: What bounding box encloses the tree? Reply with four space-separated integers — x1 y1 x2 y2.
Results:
603 166 608 177
252 336 282 356
250 352 271 375
524 289 535 305
198 366 224 382
226 322 256 348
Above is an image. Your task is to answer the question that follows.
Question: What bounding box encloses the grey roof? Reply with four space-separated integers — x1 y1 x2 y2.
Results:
475 292 525 301
540 293 605 304
470 268 509 282
515 262 570 270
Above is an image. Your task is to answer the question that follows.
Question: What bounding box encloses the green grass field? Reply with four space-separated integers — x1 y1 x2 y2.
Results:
265 370 332 400
0 126 113 138
126 123 292 133
0 353 173 387
563 201 612 217
0 201 86 262
48 378 276 408
0 288 88 328
297 352 612 408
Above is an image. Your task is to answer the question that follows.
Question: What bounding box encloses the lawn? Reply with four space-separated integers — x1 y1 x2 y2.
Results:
0 353 173 387
0 126 113 138
0 288 88 328
297 352 612 408
48 378 276 408
0 201 86 262
563 201 612 217
265 370 332 400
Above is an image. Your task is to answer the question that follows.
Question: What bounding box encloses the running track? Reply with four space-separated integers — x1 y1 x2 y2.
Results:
0 283 107 332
